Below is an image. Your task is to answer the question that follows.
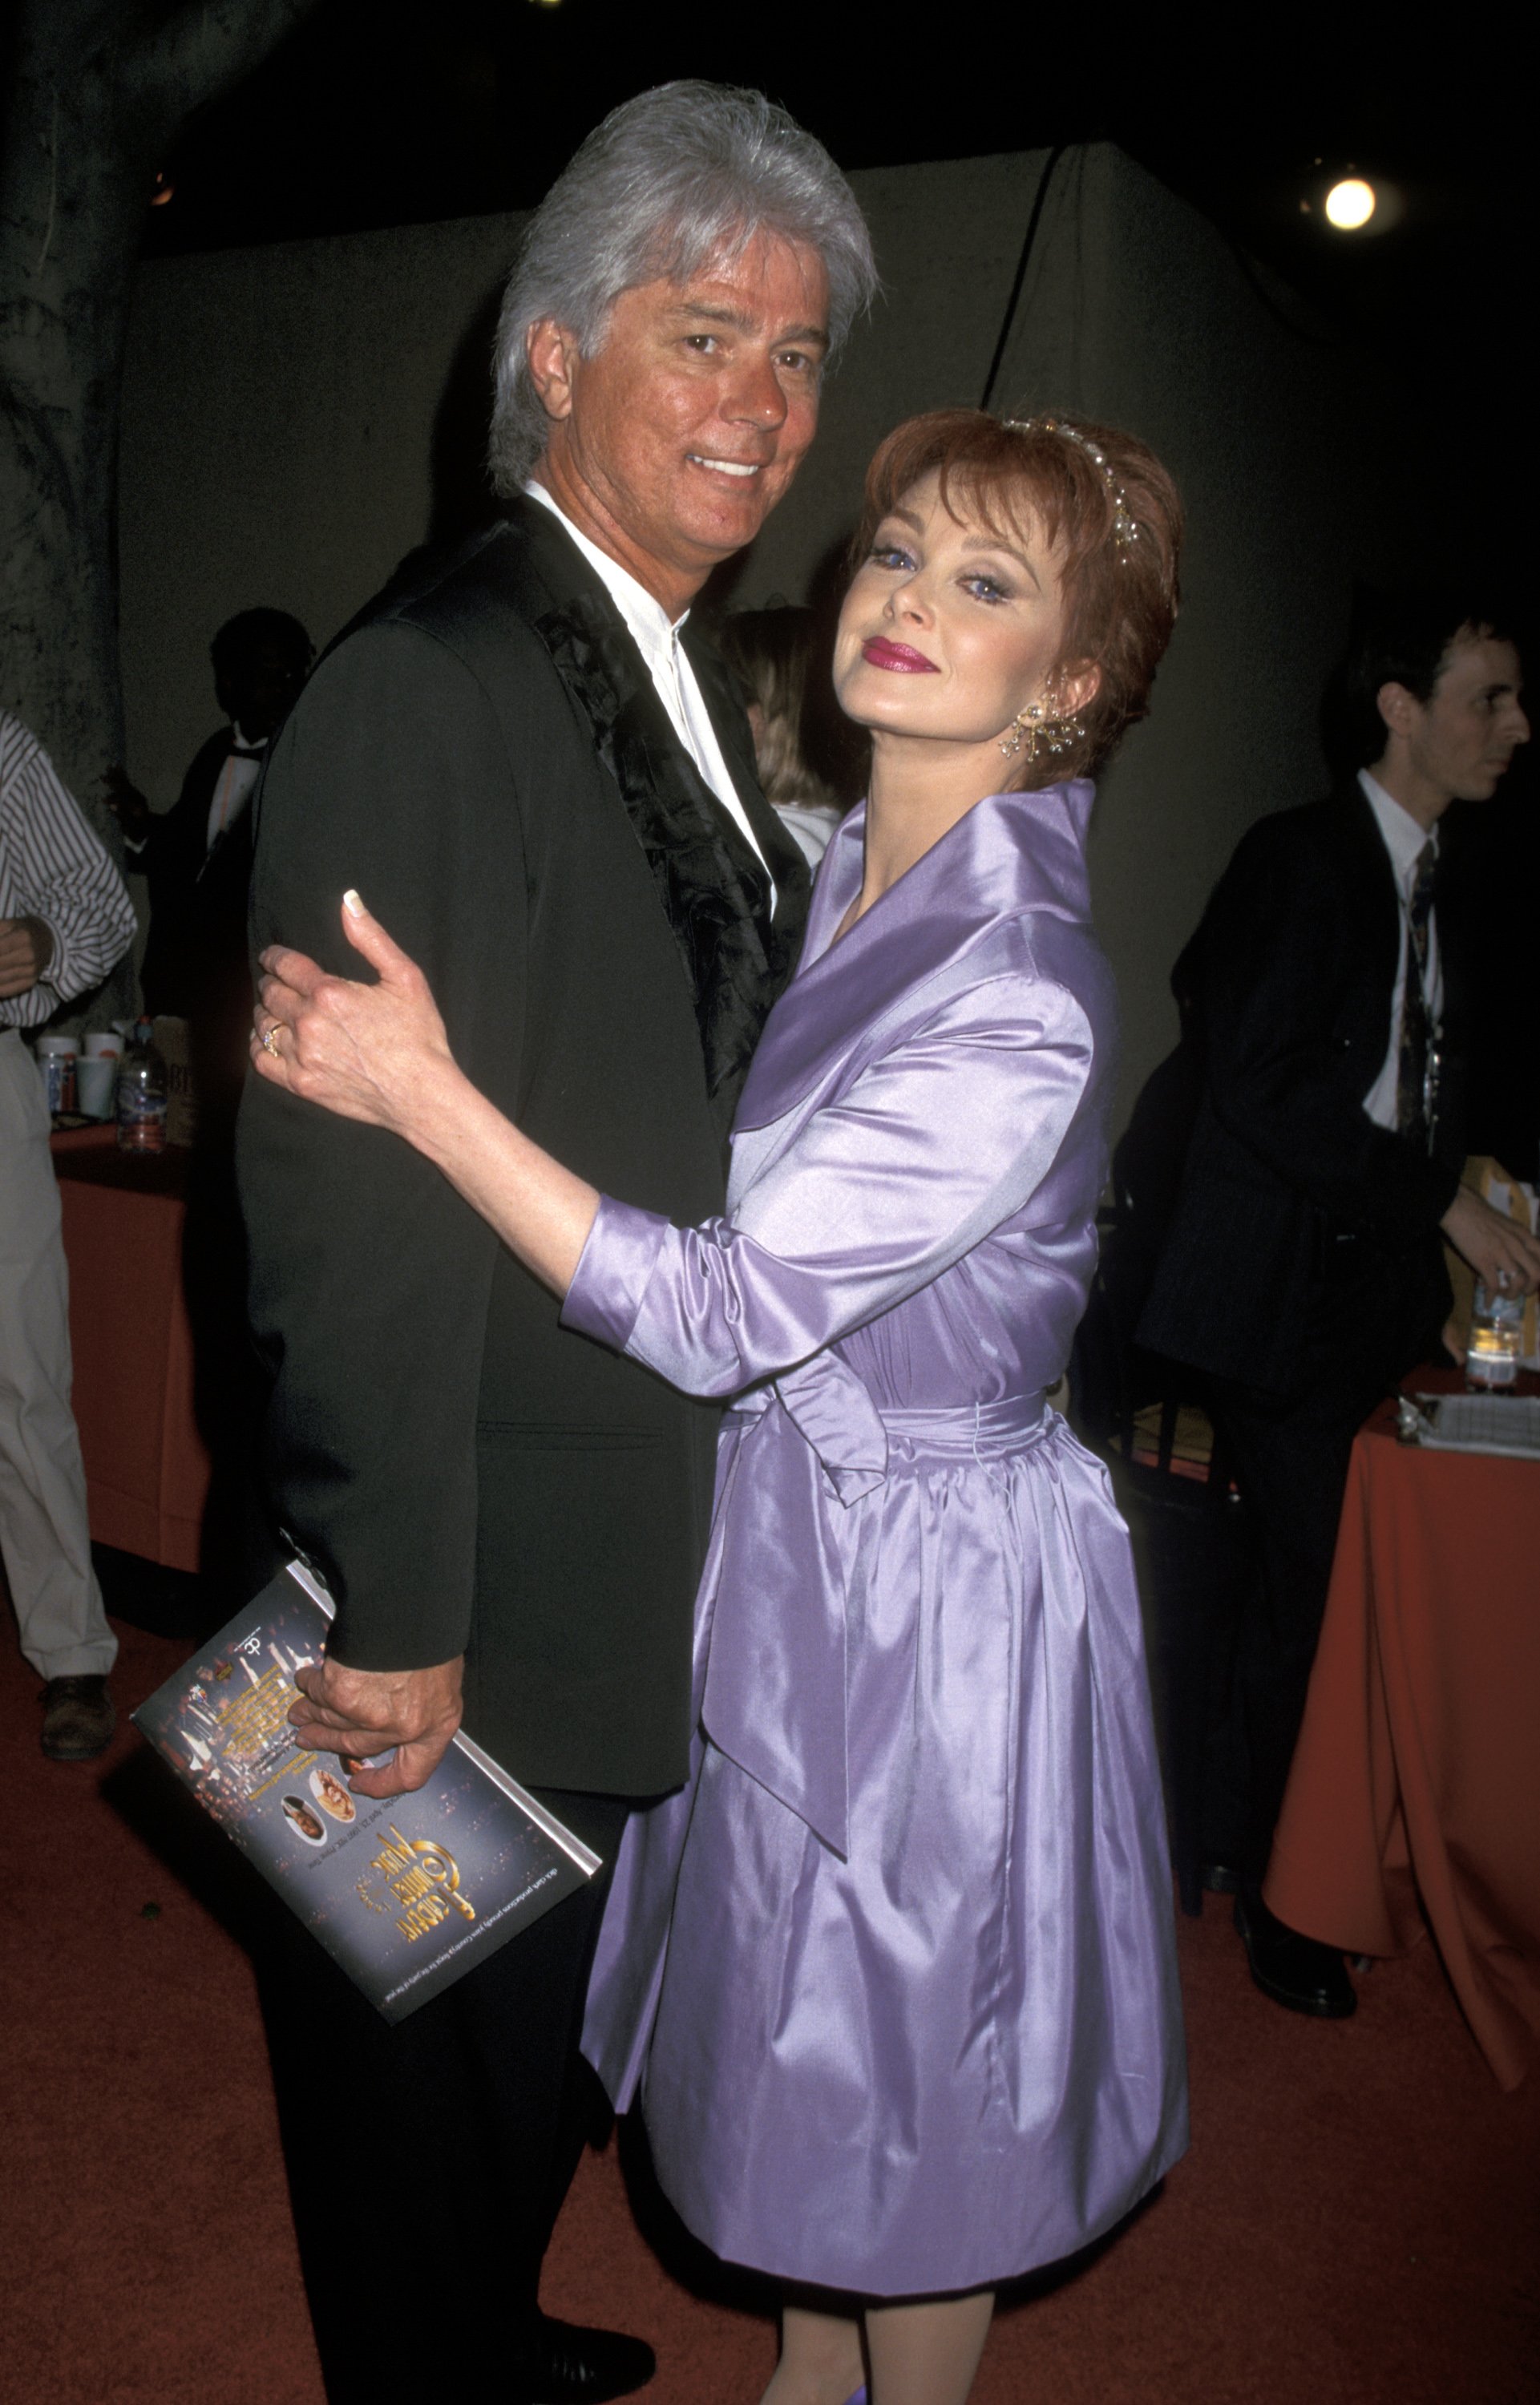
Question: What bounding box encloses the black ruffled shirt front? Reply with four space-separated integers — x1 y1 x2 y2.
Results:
512 497 810 1129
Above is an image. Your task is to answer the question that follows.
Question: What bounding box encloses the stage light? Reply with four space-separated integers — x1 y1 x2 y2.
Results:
1324 178 1376 231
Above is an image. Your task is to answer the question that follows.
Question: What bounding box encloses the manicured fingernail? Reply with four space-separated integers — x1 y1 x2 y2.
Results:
343 887 365 916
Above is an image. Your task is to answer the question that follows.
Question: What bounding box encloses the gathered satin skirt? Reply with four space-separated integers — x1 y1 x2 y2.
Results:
583 1400 1188 2297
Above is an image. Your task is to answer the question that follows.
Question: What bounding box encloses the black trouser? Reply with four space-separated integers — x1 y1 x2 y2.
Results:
1204 1252 1441 1887
257 1786 630 2403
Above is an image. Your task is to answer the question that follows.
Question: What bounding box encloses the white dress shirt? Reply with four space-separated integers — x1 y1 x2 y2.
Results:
204 725 267 855
524 481 774 904
1357 766 1443 1131
774 799 843 869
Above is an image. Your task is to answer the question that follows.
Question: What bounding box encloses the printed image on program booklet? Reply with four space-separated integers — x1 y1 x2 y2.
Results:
132 1560 600 2021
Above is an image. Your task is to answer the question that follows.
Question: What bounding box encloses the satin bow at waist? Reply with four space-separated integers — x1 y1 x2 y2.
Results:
701 1356 1053 1858
867 1392 1050 1450
727 1357 1049 1501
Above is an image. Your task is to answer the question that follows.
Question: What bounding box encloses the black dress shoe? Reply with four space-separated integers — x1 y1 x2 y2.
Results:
1235 1889 1356 2019
40 1675 115 1760
525 2317 656 2403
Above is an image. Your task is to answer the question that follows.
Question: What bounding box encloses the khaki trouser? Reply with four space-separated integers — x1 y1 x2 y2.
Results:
0 1028 117 1679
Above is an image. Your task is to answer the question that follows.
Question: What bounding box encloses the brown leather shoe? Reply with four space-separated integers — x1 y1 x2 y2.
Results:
41 1675 116 1760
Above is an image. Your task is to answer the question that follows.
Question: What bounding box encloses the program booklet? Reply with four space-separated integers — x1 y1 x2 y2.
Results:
132 1560 600 2021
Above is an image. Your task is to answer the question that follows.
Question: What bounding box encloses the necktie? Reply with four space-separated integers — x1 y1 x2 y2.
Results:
1396 842 1437 1141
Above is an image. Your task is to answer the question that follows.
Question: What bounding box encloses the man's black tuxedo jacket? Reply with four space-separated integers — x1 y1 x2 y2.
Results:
236 499 809 1798
139 730 257 1026
1139 786 1466 1399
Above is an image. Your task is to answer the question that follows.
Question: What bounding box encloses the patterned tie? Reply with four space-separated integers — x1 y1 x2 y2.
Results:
1396 841 1437 1139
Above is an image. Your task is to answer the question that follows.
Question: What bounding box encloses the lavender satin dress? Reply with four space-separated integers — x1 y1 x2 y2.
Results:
566 782 1187 2296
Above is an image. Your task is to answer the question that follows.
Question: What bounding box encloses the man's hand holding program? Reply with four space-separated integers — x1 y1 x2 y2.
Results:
289 1654 464 1797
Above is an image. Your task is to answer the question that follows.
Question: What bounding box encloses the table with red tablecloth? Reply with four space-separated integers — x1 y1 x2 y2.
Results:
1264 1380 1540 2088
51 1127 210 1572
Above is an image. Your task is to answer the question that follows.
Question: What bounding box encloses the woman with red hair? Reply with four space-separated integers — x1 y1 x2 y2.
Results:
253 409 1187 2405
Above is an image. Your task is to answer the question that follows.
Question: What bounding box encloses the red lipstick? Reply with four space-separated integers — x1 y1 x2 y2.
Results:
862 637 938 673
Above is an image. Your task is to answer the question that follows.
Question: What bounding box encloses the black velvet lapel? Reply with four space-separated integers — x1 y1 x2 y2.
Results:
507 497 810 1124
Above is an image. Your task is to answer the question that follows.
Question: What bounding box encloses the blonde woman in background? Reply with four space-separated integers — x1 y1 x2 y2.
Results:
718 604 850 867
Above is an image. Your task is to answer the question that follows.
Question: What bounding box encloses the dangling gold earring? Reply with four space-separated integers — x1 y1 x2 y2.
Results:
1041 710 1082 760
999 700 1045 760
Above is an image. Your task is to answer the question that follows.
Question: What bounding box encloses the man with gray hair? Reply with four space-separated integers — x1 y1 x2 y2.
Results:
237 83 874 2404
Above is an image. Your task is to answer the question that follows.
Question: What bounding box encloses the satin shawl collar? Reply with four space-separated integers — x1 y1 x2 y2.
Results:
507 497 810 1118
735 779 1096 1132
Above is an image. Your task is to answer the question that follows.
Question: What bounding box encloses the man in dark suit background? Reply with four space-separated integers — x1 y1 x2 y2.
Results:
1141 595 1535 2021
235 84 875 2405
107 608 313 1101
104 612 315 1591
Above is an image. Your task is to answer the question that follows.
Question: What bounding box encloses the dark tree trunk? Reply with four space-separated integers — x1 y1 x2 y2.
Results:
0 0 321 1021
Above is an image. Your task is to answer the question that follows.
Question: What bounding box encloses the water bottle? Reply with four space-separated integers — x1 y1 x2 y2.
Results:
34 1034 77 1116
1465 1279 1522 1389
116 1017 168 1154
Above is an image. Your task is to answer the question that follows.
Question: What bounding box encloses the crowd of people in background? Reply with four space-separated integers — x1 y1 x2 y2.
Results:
2 74 1534 2405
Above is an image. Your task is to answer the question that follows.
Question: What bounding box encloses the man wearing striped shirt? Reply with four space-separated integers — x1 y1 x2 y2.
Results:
1 709 136 1758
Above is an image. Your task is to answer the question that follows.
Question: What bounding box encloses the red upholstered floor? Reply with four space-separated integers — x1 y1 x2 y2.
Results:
4 1616 1537 2405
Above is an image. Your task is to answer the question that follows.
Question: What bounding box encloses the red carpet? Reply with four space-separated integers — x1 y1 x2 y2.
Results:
4 1617 1537 2404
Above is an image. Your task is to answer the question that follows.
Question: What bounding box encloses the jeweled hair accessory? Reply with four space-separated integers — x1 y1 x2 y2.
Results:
1003 415 1139 556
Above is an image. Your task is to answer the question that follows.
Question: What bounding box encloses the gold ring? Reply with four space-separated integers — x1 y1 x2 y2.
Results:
261 1023 286 1058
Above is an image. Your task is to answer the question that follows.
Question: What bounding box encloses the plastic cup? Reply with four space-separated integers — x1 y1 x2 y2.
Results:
77 1057 119 1119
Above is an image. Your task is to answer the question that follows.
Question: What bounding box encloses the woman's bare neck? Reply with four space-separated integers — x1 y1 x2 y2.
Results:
832 739 1010 942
